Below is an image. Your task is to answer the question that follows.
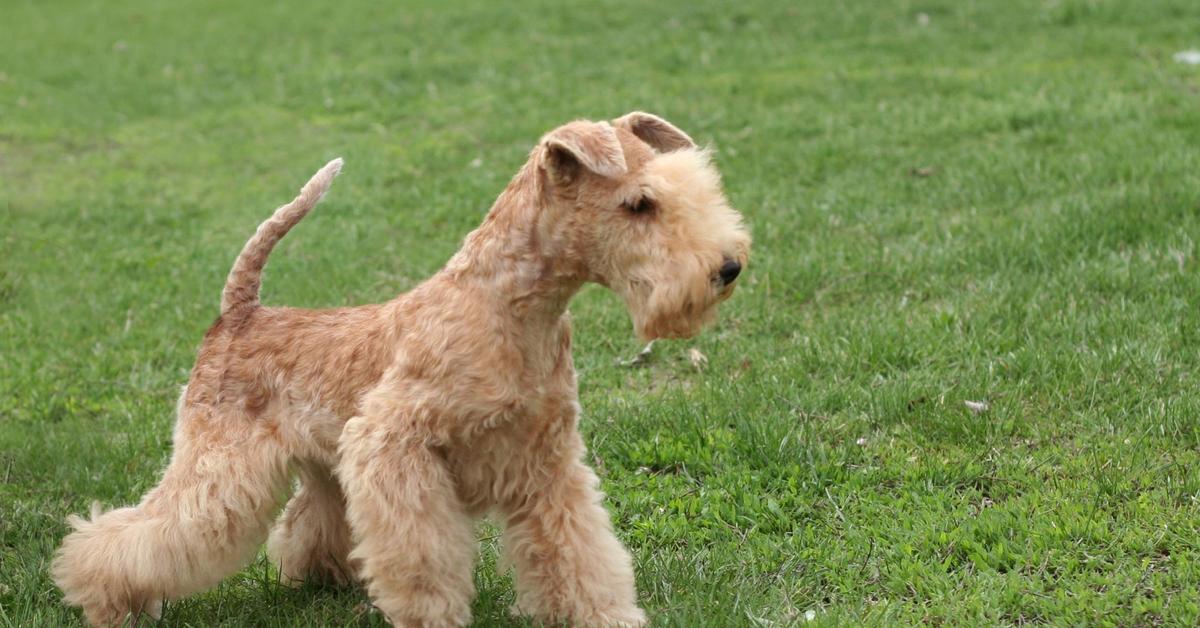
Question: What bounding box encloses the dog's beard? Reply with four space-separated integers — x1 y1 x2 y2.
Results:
623 270 726 340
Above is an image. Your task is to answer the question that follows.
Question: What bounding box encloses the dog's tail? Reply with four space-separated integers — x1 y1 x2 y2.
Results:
220 158 343 315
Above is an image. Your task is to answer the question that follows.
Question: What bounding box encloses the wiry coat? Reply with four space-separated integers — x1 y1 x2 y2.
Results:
52 112 751 628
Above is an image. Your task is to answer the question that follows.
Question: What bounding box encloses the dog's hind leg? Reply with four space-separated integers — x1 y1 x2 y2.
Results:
52 406 290 626
267 461 356 585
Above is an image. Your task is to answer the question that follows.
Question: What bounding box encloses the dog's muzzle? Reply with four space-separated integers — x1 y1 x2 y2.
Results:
717 259 741 285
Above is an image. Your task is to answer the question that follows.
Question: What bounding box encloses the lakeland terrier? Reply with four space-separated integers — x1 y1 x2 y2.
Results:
52 112 751 627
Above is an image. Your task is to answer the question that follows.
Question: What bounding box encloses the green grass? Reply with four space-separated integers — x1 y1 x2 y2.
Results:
3 0 1200 625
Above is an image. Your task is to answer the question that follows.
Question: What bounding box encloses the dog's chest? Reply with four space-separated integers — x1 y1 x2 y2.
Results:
449 386 581 512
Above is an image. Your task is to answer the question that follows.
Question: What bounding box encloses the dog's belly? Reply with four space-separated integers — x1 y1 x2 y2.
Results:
274 394 352 468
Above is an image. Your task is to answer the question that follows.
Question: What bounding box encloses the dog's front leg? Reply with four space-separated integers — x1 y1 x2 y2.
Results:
500 452 647 627
337 410 476 628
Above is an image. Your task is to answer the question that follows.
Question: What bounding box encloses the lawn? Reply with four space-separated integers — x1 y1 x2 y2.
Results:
3 0 1200 625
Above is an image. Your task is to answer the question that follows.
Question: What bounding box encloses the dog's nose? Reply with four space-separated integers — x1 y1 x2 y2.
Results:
718 259 741 284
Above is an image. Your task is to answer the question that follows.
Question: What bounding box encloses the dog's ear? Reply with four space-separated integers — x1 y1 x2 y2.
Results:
614 111 695 153
541 121 627 185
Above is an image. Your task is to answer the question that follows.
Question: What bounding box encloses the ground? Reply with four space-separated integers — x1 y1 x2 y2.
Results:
3 0 1200 625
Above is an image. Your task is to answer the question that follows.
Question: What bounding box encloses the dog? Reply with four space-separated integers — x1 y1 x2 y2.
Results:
52 112 751 627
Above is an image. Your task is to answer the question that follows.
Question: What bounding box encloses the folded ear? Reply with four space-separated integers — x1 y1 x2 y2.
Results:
613 111 695 153
541 121 627 185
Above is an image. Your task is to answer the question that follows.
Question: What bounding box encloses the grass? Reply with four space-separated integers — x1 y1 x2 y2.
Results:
3 0 1200 624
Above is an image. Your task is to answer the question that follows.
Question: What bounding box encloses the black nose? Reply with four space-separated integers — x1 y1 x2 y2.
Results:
718 259 741 284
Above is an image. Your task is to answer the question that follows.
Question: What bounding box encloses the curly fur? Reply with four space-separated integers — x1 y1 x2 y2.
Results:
52 112 750 627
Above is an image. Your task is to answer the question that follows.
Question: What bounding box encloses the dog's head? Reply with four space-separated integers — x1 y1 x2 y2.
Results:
534 112 751 340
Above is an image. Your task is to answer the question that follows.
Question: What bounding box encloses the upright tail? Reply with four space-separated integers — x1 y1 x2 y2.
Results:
220 158 344 315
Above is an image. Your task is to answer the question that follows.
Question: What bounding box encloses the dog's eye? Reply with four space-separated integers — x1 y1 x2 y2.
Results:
624 197 656 215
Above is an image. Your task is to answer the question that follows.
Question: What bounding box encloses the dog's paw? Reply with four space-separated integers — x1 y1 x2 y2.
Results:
590 606 647 628
510 602 647 628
